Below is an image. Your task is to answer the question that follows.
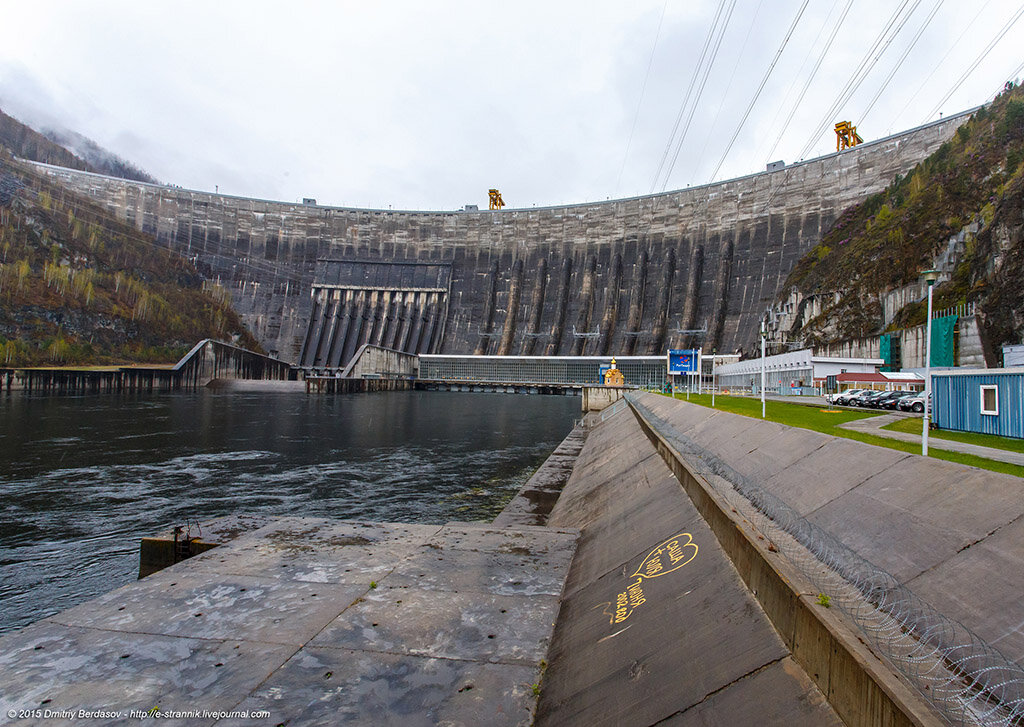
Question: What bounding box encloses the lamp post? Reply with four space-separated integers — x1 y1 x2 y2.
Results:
921 269 939 456
761 319 767 419
712 349 717 408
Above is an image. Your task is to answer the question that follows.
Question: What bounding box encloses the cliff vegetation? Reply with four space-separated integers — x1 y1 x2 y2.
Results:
780 82 1024 352
0 152 259 367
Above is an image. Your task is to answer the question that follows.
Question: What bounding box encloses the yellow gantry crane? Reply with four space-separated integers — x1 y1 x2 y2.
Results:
488 189 505 210
835 121 863 151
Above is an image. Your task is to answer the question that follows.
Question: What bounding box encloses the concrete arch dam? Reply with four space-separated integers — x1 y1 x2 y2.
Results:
31 112 970 365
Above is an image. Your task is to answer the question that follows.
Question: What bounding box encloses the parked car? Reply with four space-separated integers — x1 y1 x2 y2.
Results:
852 390 887 407
879 391 915 410
899 393 928 413
870 391 906 409
831 389 865 406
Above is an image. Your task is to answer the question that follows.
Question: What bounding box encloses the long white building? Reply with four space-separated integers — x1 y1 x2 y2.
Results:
714 349 882 395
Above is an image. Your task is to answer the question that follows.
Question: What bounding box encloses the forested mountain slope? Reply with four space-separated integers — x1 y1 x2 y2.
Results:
779 82 1024 355
0 152 258 367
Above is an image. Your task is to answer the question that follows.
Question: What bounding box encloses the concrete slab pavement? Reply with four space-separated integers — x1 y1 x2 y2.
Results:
0 518 578 726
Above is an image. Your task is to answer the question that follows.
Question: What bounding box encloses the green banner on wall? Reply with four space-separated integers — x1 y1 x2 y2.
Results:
879 334 892 371
930 315 957 367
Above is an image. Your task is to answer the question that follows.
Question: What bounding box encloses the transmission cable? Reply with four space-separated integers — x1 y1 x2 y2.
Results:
924 3 1024 122
798 0 918 161
614 0 668 197
690 0 766 182
799 0 919 159
708 0 809 182
759 2 918 214
1008 57 1024 85
858 0 945 123
893 0 992 124
659 0 737 192
649 0 730 193
761 0 850 164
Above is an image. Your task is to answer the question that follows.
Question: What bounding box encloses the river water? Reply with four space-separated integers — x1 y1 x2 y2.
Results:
0 387 579 635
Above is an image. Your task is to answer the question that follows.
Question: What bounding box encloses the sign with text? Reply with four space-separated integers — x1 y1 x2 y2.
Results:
667 349 700 375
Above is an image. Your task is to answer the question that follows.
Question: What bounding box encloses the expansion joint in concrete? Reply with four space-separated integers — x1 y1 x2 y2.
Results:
803 453 913 520
649 655 789 726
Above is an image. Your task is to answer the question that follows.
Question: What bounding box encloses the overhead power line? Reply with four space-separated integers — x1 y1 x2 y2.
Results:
660 0 737 191
893 0 993 124
649 0 729 194
614 0 668 197
1008 57 1024 84
708 0 810 182
690 0 766 183
858 0 945 123
651 0 737 193
761 0 850 164
924 3 1024 122
798 0 921 161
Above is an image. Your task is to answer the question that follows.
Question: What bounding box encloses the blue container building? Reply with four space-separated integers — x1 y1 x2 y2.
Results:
931 368 1024 440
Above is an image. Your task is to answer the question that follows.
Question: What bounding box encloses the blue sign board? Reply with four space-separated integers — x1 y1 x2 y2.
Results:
667 349 700 375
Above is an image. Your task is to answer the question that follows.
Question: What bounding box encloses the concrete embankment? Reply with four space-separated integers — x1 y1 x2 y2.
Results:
636 393 1024 666
5 393 1021 725
535 402 844 726
0 518 578 725
494 424 588 527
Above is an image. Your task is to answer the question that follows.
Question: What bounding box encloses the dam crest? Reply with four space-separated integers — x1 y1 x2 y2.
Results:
28 111 972 366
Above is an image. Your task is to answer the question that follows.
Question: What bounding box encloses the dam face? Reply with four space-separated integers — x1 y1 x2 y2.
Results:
31 113 969 364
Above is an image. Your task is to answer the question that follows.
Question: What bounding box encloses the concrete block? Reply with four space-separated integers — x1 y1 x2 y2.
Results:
46 569 366 646
908 514 1024 664
310 586 560 666
0 623 294 721
221 648 539 727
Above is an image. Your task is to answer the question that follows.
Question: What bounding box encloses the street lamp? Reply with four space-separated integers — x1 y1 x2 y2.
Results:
921 269 939 456
761 319 767 419
711 349 717 408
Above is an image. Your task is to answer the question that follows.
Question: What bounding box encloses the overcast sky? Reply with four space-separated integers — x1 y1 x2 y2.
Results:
0 1 1021 211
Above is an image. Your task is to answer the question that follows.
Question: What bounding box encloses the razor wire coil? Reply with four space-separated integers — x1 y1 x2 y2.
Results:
626 393 1024 726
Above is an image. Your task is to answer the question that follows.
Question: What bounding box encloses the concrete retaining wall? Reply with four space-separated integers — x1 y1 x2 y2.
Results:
635 393 1024 666
537 405 845 725
339 344 418 378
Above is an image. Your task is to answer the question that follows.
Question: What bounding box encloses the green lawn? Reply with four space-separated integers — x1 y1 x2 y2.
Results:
882 415 1024 454
661 393 1024 478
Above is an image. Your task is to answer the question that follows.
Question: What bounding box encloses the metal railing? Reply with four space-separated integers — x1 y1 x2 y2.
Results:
934 302 976 320
599 398 628 421
627 393 1024 726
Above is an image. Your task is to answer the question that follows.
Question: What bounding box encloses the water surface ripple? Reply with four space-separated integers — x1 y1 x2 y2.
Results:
0 389 578 634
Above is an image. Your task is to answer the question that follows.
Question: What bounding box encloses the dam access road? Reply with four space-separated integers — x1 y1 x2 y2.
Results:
2 393 1023 725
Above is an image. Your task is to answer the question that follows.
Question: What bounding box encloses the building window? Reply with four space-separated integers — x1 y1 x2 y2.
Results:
980 385 999 416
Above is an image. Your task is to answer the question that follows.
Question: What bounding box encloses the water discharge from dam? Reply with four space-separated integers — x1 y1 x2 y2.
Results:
0 389 579 635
